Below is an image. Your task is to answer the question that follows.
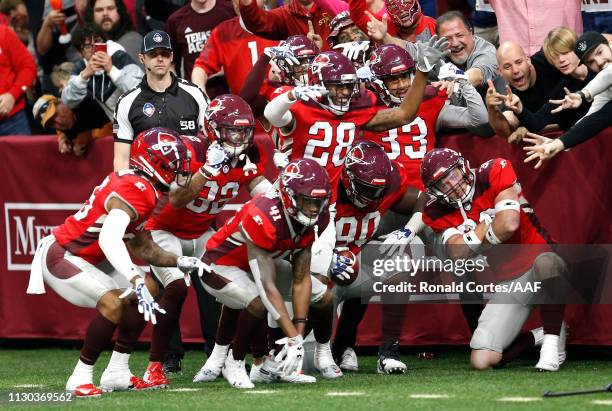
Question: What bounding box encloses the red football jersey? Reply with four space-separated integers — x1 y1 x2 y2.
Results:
260 82 293 150
194 17 278 94
363 88 447 191
335 161 411 254
53 171 159 264
204 190 329 272
286 91 379 190
423 158 553 282
146 136 268 239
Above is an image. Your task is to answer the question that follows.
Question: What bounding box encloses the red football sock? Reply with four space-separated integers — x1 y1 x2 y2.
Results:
216 306 241 346
115 300 147 354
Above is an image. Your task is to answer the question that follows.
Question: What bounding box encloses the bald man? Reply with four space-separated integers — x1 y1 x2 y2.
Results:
488 42 563 138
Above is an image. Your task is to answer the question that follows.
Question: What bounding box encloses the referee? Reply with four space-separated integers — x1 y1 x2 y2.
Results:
113 30 208 171
112 30 220 374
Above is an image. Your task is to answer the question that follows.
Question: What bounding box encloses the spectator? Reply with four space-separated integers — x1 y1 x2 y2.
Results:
36 0 88 93
0 0 34 49
0 24 37 136
327 11 368 47
436 11 498 89
165 0 235 80
488 42 563 139
32 94 112 155
50 61 75 91
351 0 436 43
239 0 333 47
523 31 612 167
84 0 143 63
62 23 143 121
191 0 278 95
487 0 583 56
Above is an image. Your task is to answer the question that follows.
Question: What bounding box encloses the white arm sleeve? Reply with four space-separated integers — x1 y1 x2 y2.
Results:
98 208 137 282
583 65 612 99
264 92 296 127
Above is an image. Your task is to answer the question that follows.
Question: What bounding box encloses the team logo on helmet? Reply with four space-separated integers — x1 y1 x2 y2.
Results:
311 54 333 76
143 102 155 117
205 99 225 120
345 145 368 167
152 131 179 156
282 163 303 184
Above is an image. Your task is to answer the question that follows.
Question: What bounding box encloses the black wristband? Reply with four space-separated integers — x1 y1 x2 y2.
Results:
292 318 308 324
578 91 588 104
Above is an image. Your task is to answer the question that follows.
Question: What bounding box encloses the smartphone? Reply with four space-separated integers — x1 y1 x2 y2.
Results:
94 43 107 53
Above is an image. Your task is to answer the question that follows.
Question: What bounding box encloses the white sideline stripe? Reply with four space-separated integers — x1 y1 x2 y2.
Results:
497 397 542 402
167 388 200 392
326 392 367 397
13 384 46 388
410 394 450 399
245 390 277 394
592 400 612 405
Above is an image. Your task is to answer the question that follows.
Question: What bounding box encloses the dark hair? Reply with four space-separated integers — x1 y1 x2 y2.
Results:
436 10 473 34
84 0 133 41
71 22 105 49
0 0 24 15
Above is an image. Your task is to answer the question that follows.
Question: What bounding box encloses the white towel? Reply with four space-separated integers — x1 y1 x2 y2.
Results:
27 235 54 294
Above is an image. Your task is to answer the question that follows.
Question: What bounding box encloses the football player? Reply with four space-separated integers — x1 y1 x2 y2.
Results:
27 128 206 397
421 148 567 371
139 95 273 388
355 44 487 373
326 140 425 374
263 42 447 191
198 158 332 387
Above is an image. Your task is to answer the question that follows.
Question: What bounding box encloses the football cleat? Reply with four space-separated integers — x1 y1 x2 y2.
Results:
193 344 229 383
314 342 343 379
143 362 170 389
222 350 254 389
531 322 568 364
339 347 359 372
377 340 407 374
71 383 103 398
535 334 560 372
163 354 182 374
100 368 155 392
252 356 316 384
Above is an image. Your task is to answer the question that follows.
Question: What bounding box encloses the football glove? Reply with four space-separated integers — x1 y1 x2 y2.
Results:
416 35 448 73
126 276 166 325
333 41 371 64
329 247 355 282
457 218 477 234
356 65 377 83
264 45 299 66
291 85 328 102
274 335 305 376
273 150 289 169
200 142 229 178
379 227 415 257
177 256 206 286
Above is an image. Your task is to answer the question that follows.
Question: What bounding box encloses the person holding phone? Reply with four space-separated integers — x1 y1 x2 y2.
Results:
61 22 144 121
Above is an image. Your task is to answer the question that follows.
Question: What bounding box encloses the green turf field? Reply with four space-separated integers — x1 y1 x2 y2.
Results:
0 348 611 410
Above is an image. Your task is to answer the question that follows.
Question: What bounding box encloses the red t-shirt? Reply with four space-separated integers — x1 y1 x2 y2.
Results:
194 17 278 94
335 161 411 254
145 135 268 239
165 1 236 80
423 158 553 282
204 190 329 271
285 91 378 191
363 87 447 190
53 171 159 264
